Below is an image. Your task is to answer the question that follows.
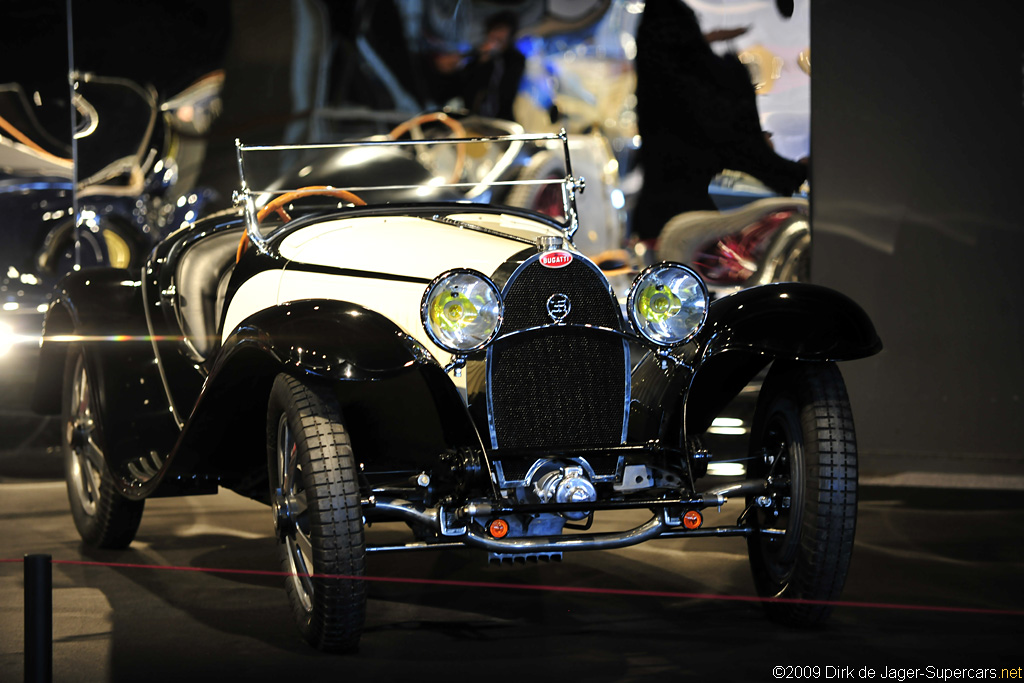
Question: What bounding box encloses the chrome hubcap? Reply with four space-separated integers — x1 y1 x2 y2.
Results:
66 355 103 517
276 414 313 612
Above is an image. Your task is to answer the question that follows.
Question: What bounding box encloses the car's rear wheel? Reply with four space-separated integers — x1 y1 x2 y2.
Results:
506 151 566 220
62 344 145 548
267 373 366 652
745 360 857 625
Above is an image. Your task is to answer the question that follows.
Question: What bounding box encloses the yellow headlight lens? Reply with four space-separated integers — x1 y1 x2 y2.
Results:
628 263 708 346
431 290 479 332
422 270 503 353
637 284 682 324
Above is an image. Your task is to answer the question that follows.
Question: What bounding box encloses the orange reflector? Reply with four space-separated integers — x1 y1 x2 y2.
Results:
489 519 510 539
682 510 703 530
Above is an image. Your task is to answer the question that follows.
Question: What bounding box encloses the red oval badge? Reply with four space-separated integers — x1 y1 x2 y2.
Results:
539 250 573 268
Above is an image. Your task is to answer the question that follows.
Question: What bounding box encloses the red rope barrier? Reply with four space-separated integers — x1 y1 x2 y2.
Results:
2 557 1020 617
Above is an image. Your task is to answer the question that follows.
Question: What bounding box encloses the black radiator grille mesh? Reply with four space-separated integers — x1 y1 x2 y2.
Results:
488 258 627 449
500 259 620 331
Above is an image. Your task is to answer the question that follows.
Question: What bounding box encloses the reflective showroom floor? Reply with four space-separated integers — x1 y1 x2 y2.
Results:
1 345 1021 682
2 408 1022 681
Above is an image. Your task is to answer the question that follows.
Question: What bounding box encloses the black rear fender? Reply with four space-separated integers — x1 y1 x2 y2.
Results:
32 268 180 495
33 267 139 414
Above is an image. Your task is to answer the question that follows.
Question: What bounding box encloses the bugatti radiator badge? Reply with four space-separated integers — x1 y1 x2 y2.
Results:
539 250 573 268
546 293 571 322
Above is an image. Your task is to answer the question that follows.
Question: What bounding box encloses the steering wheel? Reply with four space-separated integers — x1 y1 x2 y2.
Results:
236 186 366 262
387 112 467 184
258 186 366 223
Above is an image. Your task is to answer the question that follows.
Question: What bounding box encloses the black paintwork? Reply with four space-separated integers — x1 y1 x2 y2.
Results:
160 298 487 501
34 204 880 503
628 281 882 445
693 281 882 362
216 299 437 381
32 268 180 495
35 208 494 499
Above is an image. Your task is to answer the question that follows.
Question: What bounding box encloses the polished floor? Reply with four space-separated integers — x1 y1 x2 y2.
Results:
1 438 1022 683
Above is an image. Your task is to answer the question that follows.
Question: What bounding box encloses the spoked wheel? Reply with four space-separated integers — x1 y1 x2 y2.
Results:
267 374 366 652
62 344 144 548
745 360 857 625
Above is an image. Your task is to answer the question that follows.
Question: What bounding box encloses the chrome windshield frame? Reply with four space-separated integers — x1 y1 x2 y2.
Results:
231 130 583 255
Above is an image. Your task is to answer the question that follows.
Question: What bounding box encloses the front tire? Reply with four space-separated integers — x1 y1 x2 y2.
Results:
267 374 366 652
62 344 145 549
745 360 857 625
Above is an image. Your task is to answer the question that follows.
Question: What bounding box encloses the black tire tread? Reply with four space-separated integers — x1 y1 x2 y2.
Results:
748 360 857 626
80 477 146 550
268 374 366 653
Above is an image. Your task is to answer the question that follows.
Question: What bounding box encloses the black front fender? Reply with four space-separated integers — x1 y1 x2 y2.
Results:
169 300 483 496
215 299 439 381
695 281 882 362
686 282 881 436
629 282 881 442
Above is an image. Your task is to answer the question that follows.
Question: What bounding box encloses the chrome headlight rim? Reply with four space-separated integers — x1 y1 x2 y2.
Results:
420 268 504 354
626 261 709 347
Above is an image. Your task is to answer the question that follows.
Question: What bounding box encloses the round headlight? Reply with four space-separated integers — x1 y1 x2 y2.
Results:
627 262 708 346
421 269 503 353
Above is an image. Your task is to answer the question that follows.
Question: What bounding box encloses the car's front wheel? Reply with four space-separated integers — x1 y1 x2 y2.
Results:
267 374 366 652
62 344 145 548
745 360 857 625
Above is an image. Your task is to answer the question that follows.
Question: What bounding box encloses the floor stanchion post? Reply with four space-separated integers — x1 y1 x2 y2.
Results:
24 553 52 683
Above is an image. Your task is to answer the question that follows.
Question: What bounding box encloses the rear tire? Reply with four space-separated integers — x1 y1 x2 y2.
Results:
267 374 366 652
62 344 145 549
506 151 565 220
745 360 857 625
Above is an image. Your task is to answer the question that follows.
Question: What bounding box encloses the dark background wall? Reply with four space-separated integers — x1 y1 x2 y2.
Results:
4 0 1022 463
811 1 1023 459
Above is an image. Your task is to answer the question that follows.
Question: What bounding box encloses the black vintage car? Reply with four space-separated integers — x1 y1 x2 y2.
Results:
33 131 880 652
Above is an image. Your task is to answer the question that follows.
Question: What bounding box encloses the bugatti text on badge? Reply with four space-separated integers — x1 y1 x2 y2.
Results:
539 251 573 268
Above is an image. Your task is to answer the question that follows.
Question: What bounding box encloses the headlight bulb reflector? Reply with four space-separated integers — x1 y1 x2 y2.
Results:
421 269 503 353
627 262 708 346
